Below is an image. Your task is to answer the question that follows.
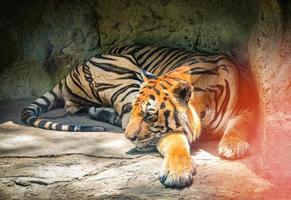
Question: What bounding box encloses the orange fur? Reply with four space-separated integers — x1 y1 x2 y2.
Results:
125 56 257 188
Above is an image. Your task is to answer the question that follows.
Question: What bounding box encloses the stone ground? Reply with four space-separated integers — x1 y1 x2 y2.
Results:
0 100 289 200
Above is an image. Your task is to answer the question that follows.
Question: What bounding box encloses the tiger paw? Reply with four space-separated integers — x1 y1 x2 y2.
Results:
65 101 81 114
88 107 121 126
218 137 249 159
159 155 196 188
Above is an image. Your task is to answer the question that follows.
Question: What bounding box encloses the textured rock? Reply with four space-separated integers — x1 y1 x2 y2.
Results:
0 0 100 101
0 100 280 200
0 0 258 101
97 0 257 62
248 0 291 186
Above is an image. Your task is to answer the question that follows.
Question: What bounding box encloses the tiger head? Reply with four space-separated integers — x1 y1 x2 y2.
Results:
124 69 201 151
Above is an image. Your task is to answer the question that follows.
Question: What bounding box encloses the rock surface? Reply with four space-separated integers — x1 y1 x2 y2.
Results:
248 0 291 186
0 0 100 101
0 100 289 200
0 0 257 101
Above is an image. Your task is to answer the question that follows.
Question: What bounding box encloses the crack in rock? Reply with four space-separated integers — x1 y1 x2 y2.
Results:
14 177 76 186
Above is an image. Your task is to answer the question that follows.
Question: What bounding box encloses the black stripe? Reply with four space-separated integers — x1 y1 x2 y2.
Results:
210 80 230 130
117 74 142 82
125 44 138 54
120 89 140 102
158 50 187 75
149 94 155 101
127 45 148 57
40 96 51 107
48 123 54 129
21 113 34 121
120 103 132 119
37 120 47 128
88 60 138 76
59 81 63 91
136 49 151 61
198 55 228 64
159 83 168 90
151 49 181 74
118 55 138 65
28 117 37 125
167 52 195 70
208 84 224 125
70 72 91 97
164 75 185 83
95 83 122 93
56 124 63 130
48 89 58 100
163 109 171 129
143 48 170 71
68 125 75 131
110 84 140 105
139 46 168 67
153 87 160 95
185 68 217 75
107 45 119 54
173 111 181 128
167 98 180 129
116 45 130 54
32 102 48 113
162 79 173 86
64 79 97 105
72 70 82 84
82 65 103 104
22 107 37 115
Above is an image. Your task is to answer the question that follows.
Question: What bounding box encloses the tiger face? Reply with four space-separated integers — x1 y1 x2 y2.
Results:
124 70 201 150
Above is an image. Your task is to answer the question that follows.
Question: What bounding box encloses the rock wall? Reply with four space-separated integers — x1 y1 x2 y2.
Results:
0 0 257 101
248 0 291 186
0 0 100 101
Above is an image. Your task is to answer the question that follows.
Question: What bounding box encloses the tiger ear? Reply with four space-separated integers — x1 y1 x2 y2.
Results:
141 69 156 81
173 82 192 104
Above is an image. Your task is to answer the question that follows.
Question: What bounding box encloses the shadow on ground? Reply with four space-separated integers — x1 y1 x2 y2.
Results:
0 100 289 200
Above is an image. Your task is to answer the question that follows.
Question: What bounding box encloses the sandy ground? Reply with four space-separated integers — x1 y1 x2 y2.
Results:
0 100 288 200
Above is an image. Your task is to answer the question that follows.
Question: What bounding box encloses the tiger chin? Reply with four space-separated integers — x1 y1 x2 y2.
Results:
124 63 257 188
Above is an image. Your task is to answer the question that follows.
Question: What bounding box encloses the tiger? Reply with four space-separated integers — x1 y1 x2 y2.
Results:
21 54 143 131
21 45 257 189
106 45 257 188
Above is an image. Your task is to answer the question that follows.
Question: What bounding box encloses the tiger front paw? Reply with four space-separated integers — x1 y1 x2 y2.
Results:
218 137 249 160
159 154 196 188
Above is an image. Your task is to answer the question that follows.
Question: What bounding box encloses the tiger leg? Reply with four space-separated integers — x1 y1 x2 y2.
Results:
89 107 122 127
64 100 83 114
157 132 195 188
218 111 253 159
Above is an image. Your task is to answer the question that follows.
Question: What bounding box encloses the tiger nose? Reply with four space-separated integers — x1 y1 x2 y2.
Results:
125 129 138 142
127 135 138 142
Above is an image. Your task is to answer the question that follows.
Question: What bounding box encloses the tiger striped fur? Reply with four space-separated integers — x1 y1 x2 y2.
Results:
107 45 256 188
21 44 257 188
21 54 142 131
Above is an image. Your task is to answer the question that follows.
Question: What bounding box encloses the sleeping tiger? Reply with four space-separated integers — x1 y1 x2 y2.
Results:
21 45 257 188
108 45 257 188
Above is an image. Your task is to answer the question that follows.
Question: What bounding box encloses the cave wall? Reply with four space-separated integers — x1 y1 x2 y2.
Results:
0 0 100 102
248 0 291 186
0 0 257 102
